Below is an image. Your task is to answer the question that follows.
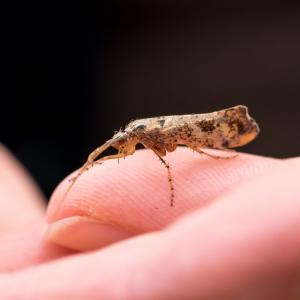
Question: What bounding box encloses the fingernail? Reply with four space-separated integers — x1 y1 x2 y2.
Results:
45 216 131 251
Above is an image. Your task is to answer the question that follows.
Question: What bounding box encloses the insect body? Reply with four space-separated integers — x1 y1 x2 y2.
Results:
65 105 259 207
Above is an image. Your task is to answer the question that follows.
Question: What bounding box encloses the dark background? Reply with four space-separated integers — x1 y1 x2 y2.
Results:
2 2 300 199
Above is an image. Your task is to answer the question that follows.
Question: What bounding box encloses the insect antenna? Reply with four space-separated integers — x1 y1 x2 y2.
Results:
51 139 114 219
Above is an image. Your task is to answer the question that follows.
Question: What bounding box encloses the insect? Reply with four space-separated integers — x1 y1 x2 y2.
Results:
63 105 259 207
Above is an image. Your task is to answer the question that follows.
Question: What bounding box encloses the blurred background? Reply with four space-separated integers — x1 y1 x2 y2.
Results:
2 2 300 199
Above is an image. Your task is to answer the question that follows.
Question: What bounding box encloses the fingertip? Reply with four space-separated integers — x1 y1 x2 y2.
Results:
45 216 132 251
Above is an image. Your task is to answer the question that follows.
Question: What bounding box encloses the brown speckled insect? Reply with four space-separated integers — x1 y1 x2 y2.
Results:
64 105 259 207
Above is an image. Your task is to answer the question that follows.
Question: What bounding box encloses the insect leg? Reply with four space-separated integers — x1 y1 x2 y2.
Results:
152 152 175 207
196 148 238 160
93 152 128 164
93 145 136 165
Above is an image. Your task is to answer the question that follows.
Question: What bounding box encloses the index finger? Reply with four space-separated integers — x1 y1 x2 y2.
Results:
46 148 281 250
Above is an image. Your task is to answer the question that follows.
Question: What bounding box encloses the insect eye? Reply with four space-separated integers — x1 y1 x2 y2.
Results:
133 124 146 132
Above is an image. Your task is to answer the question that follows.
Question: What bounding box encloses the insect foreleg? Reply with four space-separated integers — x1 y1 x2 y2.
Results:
93 152 128 165
152 151 175 207
93 145 137 165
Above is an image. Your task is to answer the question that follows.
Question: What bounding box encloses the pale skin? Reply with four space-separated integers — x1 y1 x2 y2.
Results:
2 144 300 299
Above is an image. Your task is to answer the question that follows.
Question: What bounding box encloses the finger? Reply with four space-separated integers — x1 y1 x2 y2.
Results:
0 145 45 235
0 221 73 272
0 145 71 271
285 156 300 167
4 162 300 299
46 148 282 251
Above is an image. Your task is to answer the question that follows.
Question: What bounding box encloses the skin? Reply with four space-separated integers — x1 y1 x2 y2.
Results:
1 144 300 299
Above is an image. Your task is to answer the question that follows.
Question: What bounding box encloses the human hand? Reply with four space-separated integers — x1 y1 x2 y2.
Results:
1 145 300 299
